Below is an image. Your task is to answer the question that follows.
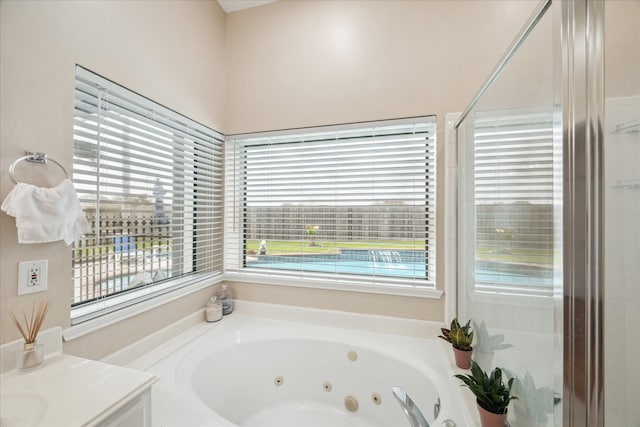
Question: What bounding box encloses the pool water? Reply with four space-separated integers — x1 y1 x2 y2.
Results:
248 258 553 286
475 268 552 286
249 260 423 277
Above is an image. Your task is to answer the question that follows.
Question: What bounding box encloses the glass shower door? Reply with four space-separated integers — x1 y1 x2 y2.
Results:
456 2 561 426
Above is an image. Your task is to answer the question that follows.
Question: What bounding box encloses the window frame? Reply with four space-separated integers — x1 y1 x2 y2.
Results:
224 117 441 298
70 66 224 325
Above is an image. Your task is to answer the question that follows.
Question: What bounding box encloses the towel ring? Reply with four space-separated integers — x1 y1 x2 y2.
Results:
9 151 70 185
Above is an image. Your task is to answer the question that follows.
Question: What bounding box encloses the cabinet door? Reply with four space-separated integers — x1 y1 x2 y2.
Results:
97 390 151 427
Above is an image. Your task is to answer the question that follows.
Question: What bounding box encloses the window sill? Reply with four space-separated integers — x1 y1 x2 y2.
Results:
64 271 439 343
224 270 443 299
63 274 223 342
468 287 557 306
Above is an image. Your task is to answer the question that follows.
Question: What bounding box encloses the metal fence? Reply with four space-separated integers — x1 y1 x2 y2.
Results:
71 212 172 305
476 204 554 251
245 205 429 241
245 204 554 250
71 204 554 304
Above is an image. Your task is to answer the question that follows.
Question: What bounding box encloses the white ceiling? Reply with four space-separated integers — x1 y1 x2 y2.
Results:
217 0 277 14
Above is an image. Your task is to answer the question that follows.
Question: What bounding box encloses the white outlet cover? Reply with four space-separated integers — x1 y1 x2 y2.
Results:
18 259 48 295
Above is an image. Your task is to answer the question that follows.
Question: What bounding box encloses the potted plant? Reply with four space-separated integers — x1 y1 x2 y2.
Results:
306 225 320 247
455 361 517 427
438 317 474 369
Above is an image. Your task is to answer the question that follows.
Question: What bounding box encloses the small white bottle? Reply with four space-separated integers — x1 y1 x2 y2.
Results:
216 284 234 315
205 296 223 322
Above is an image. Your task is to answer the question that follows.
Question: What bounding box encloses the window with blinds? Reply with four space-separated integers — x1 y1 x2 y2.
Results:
71 66 223 322
225 117 436 290
473 109 556 294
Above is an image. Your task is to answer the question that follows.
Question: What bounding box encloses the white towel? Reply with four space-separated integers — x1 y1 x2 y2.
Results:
1 179 92 245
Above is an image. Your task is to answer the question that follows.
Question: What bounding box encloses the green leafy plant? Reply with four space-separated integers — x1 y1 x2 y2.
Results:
306 225 320 246
455 360 518 414
438 318 473 351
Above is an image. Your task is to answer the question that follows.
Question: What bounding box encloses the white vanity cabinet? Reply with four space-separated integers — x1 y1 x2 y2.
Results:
0 354 157 427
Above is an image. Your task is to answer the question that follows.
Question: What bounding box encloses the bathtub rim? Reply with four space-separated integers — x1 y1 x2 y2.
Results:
118 300 444 370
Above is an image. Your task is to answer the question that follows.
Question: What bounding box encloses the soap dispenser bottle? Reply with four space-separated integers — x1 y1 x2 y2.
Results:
217 284 234 315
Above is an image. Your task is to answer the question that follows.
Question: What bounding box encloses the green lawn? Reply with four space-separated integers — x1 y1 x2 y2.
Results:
475 247 554 265
245 239 425 254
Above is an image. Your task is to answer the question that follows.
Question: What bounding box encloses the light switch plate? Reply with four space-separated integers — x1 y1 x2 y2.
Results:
18 259 48 295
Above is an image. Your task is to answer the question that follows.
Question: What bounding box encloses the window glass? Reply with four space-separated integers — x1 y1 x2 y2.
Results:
473 109 555 294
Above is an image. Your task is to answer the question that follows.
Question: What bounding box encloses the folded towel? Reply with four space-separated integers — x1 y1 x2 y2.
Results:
1 179 92 245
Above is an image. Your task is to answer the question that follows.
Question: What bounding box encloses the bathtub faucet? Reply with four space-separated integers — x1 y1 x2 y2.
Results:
392 386 430 427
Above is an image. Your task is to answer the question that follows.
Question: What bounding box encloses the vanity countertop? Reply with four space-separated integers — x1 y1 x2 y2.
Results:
0 353 157 427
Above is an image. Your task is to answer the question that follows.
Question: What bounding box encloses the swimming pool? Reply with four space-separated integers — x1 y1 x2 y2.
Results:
249 260 423 277
247 249 553 286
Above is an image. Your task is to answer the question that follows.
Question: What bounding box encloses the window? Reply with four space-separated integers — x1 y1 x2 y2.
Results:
71 66 223 322
225 117 436 291
472 108 556 294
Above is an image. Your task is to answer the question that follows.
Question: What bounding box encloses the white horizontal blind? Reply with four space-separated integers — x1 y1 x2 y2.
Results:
226 117 436 288
71 66 223 321
473 109 555 293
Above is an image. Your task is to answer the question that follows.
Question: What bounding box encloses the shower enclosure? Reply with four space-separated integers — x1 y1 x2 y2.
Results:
454 1 639 426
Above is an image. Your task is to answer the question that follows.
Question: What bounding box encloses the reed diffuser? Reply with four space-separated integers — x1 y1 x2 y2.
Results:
9 299 50 369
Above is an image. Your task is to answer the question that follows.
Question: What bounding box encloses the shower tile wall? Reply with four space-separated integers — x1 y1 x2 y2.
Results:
603 3 639 425
604 96 640 427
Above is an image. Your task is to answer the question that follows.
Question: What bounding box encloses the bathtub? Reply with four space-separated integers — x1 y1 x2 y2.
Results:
131 303 474 427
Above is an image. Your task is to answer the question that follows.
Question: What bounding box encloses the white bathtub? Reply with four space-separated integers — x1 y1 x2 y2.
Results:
131 304 474 427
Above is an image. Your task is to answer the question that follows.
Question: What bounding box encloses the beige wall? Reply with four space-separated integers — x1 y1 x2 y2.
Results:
0 0 540 355
225 0 539 134
0 0 227 350
229 281 443 321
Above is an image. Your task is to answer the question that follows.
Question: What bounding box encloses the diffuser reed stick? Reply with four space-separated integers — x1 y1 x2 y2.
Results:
9 299 51 345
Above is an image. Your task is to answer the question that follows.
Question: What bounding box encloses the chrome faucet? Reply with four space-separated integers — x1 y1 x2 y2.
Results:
392 386 431 427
